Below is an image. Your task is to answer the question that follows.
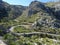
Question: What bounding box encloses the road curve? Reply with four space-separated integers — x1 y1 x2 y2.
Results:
9 25 29 32
9 25 60 40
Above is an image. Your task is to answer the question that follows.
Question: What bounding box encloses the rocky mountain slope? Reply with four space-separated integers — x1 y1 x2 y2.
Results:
0 0 27 20
0 0 60 25
0 0 60 45
0 0 60 20
16 1 60 29
0 0 60 34
0 0 8 19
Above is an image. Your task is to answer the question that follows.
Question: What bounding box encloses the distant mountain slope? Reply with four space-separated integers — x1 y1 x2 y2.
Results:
0 0 27 20
0 0 60 20
8 5 27 19
0 0 60 36
17 1 53 20
0 1 8 19
16 1 60 29
21 1 47 17
0 0 60 29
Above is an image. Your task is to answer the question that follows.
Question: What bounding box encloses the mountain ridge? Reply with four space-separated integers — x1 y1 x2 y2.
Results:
0 0 60 32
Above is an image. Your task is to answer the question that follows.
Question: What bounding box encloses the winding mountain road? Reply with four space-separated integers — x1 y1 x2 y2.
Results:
9 24 60 40
11 32 60 38
9 25 31 32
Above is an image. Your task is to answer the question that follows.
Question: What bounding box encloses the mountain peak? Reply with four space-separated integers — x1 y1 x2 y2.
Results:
29 1 45 9
29 1 41 6
23 1 46 16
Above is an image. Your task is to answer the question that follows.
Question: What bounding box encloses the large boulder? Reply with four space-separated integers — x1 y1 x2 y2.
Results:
0 40 6 45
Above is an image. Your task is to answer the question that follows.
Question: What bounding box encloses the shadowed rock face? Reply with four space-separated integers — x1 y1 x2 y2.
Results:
0 0 8 19
29 1 46 10
53 3 60 19
8 5 27 19
0 0 27 19
23 1 47 16
28 1 46 15
0 7 8 19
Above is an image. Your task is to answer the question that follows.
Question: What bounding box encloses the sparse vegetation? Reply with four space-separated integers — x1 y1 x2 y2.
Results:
3 34 60 45
0 0 60 45
14 26 35 33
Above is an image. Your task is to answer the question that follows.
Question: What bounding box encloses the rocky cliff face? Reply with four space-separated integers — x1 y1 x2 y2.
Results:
28 1 46 15
0 0 60 28
1 0 60 20
29 1 60 29
53 3 60 19
8 5 27 19
0 0 8 19
22 1 46 16
0 0 27 20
